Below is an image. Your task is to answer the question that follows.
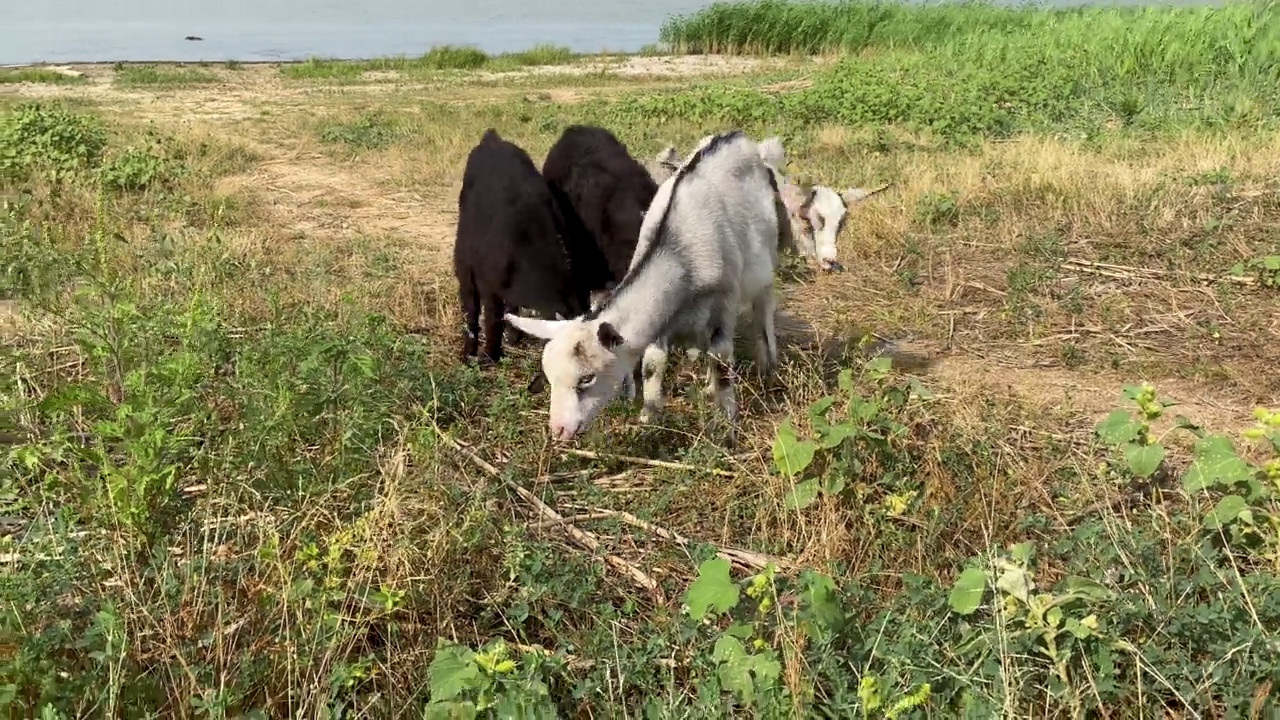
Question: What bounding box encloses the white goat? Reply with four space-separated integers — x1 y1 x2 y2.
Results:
652 136 890 271
506 130 783 443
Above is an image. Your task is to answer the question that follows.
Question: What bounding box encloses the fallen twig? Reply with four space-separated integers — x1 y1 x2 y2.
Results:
529 511 617 530
1062 258 1258 286
434 427 665 602
575 506 796 573
561 449 736 477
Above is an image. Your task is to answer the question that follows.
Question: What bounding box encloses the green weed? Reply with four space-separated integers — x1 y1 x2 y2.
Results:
113 64 221 87
0 68 87 85
629 0 1280 144
0 102 108 182
281 43 579 81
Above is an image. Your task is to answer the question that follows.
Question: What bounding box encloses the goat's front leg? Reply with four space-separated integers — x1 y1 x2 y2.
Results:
638 341 668 424
619 360 640 401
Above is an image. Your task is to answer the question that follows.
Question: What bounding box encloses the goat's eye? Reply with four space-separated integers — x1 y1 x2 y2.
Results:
577 373 596 389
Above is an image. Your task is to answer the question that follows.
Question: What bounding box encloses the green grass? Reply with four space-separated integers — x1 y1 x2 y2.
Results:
281 43 578 80
0 68 88 85
113 64 222 87
647 0 1280 143
4 31 1280 717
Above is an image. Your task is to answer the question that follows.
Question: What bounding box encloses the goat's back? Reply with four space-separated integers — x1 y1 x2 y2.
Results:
541 125 658 282
659 133 780 297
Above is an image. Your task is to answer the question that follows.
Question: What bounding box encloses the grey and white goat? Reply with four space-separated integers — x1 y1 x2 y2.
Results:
648 137 890 271
505 130 783 443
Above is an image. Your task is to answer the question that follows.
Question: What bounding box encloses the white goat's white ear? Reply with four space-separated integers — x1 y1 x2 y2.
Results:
841 183 892 205
504 313 568 341
756 135 786 172
554 312 566 321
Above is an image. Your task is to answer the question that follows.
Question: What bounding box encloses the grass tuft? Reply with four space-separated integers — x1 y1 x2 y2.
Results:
113 64 222 87
281 43 580 80
0 68 88 85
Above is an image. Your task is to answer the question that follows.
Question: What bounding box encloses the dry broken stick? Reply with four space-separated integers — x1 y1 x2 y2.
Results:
561 448 737 477
433 426 666 603
571 505 796 573
1062 257 1258 286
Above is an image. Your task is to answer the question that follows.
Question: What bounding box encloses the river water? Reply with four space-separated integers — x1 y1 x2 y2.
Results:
2 0 722 65
2 0 1212 66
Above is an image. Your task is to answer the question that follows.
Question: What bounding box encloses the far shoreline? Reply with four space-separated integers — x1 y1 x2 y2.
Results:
0 44 683 70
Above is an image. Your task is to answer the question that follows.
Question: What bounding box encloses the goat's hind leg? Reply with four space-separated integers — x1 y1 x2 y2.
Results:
705 322 740 446
479 292 506 366
751 288 779 380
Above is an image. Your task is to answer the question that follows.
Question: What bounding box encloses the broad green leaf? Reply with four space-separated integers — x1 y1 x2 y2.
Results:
784 478 821 510
948 567 987 615
850 396 881 423
1182 435 1254 492
1203 494 1249 529
1008 542 1035 565
1095 410 1140 444
1124 443 1165 478
808 396 835 420
725 622 754 639
837 368 855 395
821 474 847 495
1065 618 1093 639
865 355 892 380
1045 605 1063 628
798 571 845 640
995 565 1034 604
818 421 858 449
685 558 739 621
772 420 816 478
750 652 782 684
428 643 481 701
1058 576 1114 603
712 636 756 704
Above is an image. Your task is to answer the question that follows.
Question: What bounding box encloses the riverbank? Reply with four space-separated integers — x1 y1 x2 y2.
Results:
3 2 1279 715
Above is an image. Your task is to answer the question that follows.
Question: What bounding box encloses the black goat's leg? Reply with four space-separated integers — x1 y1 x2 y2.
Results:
504 303 533 346
480 293 505 366
459 272 480 361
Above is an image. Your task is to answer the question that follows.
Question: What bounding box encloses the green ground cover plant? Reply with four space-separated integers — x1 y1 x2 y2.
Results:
3 5 1280 712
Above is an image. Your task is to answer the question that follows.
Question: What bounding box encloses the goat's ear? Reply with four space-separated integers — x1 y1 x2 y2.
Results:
526 370 548 394
505 313 568 341
841 183 892 205
778 183 810 217
756 135 786 172
596 321 625 350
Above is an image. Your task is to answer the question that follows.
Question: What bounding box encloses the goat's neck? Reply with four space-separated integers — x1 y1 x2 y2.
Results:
598 250 685 355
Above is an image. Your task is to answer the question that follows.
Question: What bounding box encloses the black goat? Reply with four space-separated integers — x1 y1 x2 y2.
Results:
540 125 660 287
453 129 607 365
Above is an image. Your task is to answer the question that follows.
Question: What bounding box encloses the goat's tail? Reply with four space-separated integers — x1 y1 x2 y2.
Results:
756 136 786 175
